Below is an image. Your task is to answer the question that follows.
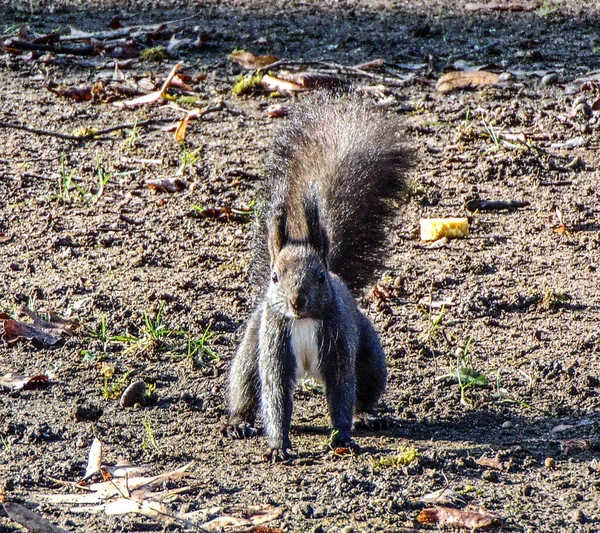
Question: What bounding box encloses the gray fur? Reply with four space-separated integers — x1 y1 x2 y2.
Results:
223 96 406 460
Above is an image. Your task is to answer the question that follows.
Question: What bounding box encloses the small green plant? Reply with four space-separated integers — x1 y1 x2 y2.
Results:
370 444 420 471
537 0 558 17
86 313 109 346
142 418 160 451
100 363 134 399
178 142 201 175
493 371 533 410
0 433 11 451
232 71 264 96
123 120 139 150
57 152 77 202
540 288 570 311
299 375 324 395
418 304 452 350
140 46 170 62
183 323 219 368
94 158 111 201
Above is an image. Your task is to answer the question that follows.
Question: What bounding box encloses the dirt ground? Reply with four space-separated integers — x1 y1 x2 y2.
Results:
1 0 600 531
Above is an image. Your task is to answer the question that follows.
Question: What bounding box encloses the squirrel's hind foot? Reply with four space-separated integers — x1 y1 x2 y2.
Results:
220 421 259 440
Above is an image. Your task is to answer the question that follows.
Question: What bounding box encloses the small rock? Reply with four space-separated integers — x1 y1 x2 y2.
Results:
120 380 147 408
541 73 559 86
545 457 556 469
570 509 587 524
498 71 513 83
501 420 514 429
573 102 591 117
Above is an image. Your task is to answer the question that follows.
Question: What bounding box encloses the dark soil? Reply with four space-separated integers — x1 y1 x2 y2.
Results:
1 1 600 532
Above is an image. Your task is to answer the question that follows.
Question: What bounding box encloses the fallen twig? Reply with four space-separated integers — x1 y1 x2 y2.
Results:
0 118 170 141
465 198 530 212
4 39 96 56
257 59 413 86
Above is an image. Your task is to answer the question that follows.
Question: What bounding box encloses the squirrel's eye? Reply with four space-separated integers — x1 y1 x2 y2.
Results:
318 271 326 283
271 271 279 283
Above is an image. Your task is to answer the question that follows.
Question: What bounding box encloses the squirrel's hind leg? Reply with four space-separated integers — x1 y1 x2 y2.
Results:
354 313 392 431
222 307 261 439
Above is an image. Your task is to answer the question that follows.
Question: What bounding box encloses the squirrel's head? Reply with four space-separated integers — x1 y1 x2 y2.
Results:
267 190 333 319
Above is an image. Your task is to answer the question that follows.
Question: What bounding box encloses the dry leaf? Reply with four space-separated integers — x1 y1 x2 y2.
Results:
194 206 251 222
0 372 48 390
0 305 79 345
3 502 68 533
85 438 103 478
261 74 304 95
201 505 283 530
475 454 503 469
266 104 286 118
46 84 93 100
146 178 187 193
418 506 500 529
421 487 466 505
229 50 279 69
436 70 500 93
0 232 11 243
114 61 182 108
552 204 567 234
353 58 385 70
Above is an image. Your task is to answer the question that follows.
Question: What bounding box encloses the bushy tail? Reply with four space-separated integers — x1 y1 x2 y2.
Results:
255 95 408 292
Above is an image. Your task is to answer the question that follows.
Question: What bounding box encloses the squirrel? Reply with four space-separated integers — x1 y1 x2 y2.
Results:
222 95 407 461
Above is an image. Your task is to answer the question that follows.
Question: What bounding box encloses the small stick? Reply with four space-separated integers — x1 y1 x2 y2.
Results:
465 198 530 212
5 39 96 56
0 118 169 141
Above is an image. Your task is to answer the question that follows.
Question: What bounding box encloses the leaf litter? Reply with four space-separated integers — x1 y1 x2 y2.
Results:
30 439 282 531
0 305 79 346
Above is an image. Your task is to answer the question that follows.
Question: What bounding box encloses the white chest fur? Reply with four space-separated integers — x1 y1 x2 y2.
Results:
290 319 321 381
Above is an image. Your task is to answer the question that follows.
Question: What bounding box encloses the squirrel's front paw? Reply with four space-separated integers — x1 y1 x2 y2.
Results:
220 421 259 440
264 447 297 463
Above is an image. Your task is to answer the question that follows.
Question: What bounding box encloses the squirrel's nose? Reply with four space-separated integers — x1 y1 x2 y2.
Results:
291 294 307 312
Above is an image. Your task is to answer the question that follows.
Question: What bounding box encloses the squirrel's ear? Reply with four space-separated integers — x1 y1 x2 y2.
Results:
268 204 288 266
303 191 330 265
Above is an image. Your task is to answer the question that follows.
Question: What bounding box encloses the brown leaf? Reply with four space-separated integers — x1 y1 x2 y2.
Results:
3 502 68 533
418 506 500 529
229 50 279 69
551 204 567 234
261 74 304 95
175 113 192 142
146 178 187 193
475 454 502 469
436 70 500 93
0 232 11 243
353 58 385 70
195 206 251 222
0 305 79 346
0 372 48 390
46 84 93 100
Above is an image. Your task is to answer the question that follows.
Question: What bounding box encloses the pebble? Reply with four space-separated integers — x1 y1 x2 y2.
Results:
501 420 514 429
120 380 147 408
544 457 556 469
541 72 559 86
